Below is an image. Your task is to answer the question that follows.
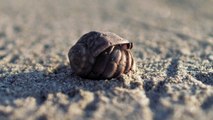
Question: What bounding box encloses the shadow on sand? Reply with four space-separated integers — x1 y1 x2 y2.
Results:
0 65 127 106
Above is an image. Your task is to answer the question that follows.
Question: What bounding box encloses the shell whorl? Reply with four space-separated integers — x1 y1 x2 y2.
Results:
68 43 94 77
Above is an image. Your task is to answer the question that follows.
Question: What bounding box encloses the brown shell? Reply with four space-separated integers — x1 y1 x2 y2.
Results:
68 31 134 79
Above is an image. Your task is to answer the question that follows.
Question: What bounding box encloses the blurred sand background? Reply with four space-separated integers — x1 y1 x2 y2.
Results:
0 0 213 120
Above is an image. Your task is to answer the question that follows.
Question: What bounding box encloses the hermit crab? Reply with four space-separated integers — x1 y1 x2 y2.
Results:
68 31 134 79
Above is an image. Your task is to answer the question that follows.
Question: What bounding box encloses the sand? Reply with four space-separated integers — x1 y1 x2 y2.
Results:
0 0 213 120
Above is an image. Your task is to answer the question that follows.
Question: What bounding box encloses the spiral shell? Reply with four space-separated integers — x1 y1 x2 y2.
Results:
68 31 134 79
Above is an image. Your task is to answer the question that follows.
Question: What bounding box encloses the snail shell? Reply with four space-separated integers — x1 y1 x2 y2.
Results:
68 31 134 79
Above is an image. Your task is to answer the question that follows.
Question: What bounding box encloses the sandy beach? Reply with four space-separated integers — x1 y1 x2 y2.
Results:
0 0 213 120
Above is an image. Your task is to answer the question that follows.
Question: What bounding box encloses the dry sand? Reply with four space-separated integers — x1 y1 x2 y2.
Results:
0 0 213 120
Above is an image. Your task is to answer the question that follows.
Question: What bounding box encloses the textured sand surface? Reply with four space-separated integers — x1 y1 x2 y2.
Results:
0 0 213 120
